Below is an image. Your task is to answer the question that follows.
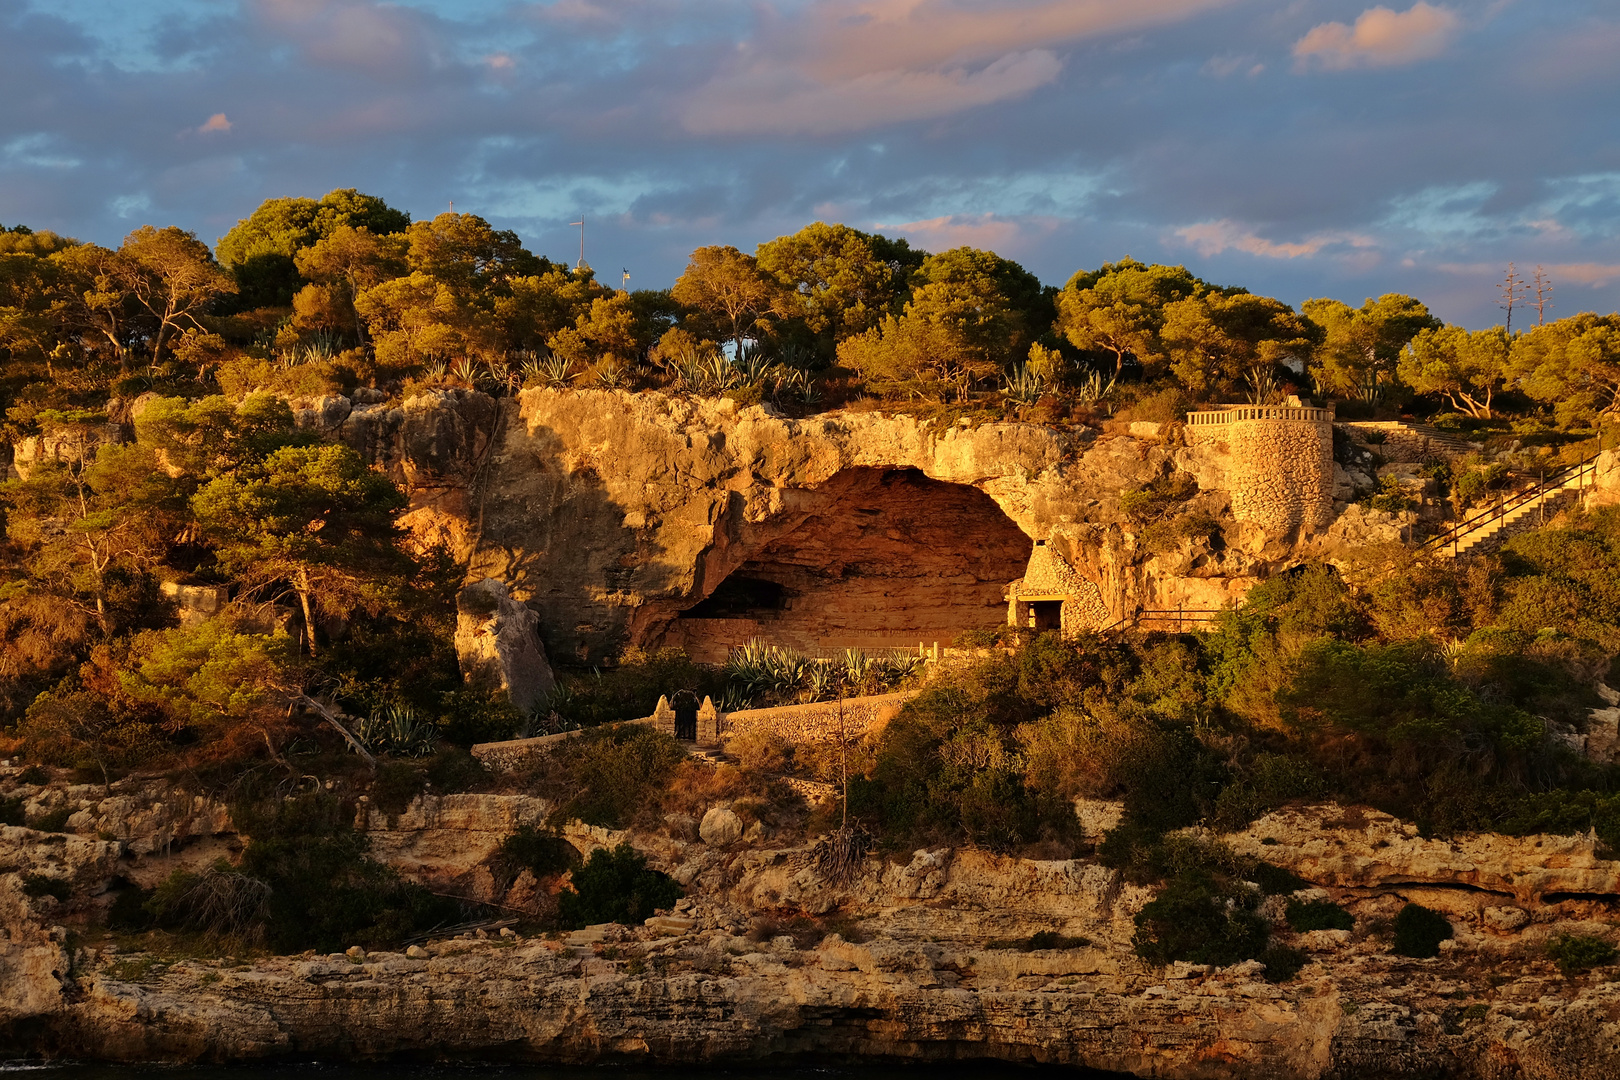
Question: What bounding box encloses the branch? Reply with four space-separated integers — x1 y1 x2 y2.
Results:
296 693 376 768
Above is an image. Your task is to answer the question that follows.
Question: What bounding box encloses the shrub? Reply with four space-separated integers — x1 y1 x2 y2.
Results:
369 760 426 815
493 825 581 886
538 724 687 829
1260 945 1308 983
0 795 23 826
145 862 272 939
1546 933 1617 975
1286 899 1354 933
27 805 73 833
18 765 49 785
556 843 681 929
232 792 459 952
21 873 71 901
1251 862 1309 896
106 885 156 931
1132 872 1270 967
425 747 489 793
988 931 1091 951
1391 903 1452 958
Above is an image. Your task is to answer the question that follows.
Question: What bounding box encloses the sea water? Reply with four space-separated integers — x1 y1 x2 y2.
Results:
0 1063 1131 1080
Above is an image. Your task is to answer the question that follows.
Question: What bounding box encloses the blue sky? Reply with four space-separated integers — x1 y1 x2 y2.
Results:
2 0 1618 327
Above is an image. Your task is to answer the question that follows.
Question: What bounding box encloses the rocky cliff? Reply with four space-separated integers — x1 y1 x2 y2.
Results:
4 765 1619 1078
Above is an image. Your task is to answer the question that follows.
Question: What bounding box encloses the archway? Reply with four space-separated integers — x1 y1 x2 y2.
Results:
661 467 1033 661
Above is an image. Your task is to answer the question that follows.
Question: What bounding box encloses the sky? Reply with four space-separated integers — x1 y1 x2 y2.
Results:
2 0 1618 327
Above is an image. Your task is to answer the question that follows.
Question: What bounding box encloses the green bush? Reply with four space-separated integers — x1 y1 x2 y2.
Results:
0 795 24 826
540 723 687 829
18 765 50 785
557 843 681 929
1547 933 1617 975
1286 899 1354 932
1392 903 1452 958
425 747 489 793
370 760 426 815
1251 862 1309 896
21 873 71 901
145 862 272 939
493 825 581 887
232 793 459 952
1259 945 1308 983
1132 872 1270 967
27 805 72 833
106 885 156 931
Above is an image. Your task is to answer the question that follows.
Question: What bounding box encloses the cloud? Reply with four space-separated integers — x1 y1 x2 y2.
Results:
1438 260 1620 289
875 213 1053 253
679 0 1235 135
683 50 1064 137
1174 219 1378 260
197 113 232 134
1293 3 1462 71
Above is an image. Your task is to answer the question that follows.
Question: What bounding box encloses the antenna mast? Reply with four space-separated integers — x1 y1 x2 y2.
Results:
570 216 588 272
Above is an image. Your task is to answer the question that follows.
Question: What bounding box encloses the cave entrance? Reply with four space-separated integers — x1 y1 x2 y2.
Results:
666 467 1033 662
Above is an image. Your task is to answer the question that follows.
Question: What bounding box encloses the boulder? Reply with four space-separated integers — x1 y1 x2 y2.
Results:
699 807 743 846
454 579 556 713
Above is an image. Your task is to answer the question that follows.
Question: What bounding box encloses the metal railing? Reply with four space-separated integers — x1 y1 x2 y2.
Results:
1423 448 1610 556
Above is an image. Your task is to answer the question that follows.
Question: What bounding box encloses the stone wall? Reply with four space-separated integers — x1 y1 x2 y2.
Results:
720 690 918 746
1340 421 1468 463
1186 406 1334 536
471 690 920 771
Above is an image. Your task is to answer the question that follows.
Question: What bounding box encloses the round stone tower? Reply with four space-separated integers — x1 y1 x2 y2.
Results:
1186 402 1335 536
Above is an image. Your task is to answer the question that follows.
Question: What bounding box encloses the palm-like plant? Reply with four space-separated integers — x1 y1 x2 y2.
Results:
1001 363 1046 405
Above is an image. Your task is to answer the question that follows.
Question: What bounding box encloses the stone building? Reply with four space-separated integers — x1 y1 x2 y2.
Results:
1004 541 1112 637
1185 399 1335 537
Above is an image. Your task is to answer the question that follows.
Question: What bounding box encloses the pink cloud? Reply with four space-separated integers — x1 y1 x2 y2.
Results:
197 113 232 134
1293 3 1462 71
1174 219 1378 260
1438 261 1620 288
875 213 1054 254
680 0 1235 136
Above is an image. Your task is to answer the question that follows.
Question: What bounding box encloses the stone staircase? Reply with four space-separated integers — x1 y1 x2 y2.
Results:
1429 455 1607 558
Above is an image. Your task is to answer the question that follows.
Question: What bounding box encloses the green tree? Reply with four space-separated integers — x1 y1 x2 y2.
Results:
838 246 1042 399
671 245 782 353
1160 290 1316 397
755 222 901 353
217 189 410 309
1 412 182 629
403 212 544 292
1398 324 1512 418
118 226 236 364
191 444 410 655
1303 294 1438 405
1513 313 1620 426
293 226 409 341
1056 259 1206 377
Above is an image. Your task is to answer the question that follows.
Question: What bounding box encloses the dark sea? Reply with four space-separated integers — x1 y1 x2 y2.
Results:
0 1064 1137 1080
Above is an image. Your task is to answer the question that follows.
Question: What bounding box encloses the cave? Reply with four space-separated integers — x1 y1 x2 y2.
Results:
664 467 1033 662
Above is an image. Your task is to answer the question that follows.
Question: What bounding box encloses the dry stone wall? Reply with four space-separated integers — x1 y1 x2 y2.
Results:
1187 406 1334 537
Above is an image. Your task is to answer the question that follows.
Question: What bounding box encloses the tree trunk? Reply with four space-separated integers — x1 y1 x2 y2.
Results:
297 570 319 656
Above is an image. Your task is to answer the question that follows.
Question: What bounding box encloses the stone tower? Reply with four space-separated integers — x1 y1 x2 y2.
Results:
1186 401 1335 536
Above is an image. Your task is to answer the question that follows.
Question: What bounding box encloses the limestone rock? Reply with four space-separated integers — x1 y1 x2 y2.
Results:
699 807 742 846
454 579 556 714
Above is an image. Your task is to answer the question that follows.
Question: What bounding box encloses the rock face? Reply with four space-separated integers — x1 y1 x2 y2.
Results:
465 390 1338 663
454 578 556 713
6 773 1620 1078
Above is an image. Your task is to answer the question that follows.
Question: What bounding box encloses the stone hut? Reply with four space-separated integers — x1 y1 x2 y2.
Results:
1186 399 1335 536
1005 541 1111 637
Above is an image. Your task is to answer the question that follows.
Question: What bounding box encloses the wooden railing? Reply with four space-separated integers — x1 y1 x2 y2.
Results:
1423 449 1610 556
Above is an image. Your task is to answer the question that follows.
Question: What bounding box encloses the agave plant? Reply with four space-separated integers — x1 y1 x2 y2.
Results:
592 358 628 389
667 347 711 391
721 684 754 713
1244 365 1282 406
1073 369 1117 405
841 648 875 691
804 660 839 702
1001 363 1046 406
701 353 739 392
448 356 483 387
732 343 774 386
357 702 439 758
